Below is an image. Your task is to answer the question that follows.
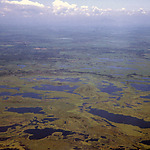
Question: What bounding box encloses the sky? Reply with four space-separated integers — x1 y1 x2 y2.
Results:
0 0 150 26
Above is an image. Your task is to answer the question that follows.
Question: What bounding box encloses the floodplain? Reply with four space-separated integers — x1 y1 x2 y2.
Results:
0 25 150 150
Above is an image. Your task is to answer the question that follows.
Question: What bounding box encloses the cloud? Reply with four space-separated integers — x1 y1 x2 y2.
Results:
1 0 44 8
0 0 149 19
52 0 77 15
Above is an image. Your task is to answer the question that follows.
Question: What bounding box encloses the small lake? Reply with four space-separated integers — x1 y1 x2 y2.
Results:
6 107 45 114
87 107 150 128
97 82 123 95
53 78 81 82
24 128 75 140
140 95 150 99
17 65 26 68
0 85 20 90
131 83 150 91
0 92 43 100
33 84 78 93
13 92 42 99
0 124 19 132
0 92 12 97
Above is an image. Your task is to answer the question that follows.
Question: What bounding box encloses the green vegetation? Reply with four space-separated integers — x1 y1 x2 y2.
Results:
0 25 150 150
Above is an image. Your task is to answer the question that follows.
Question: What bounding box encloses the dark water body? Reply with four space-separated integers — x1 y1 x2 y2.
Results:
98 83 122 95
49 97 66 100
140 95 150 99
35 77 51 80
131 83 150 91
42 118 59 122
108 66 136 70
13 92 42 99
53 77 81 82
0 92 11 97
117 97 121 100
17 65 26 68
143 101 150 103
86 138 99 142
3 97 9 100
6 107 45 114
97 58 123 62
33 84 78 93
0 85 20 90
126 80 150 83
24 128 75 140
140 140 150 145
0 92 43 99
0 124 19 132
142 77 150 80
29 117 59 125
80 67 100 70
87 107 150 128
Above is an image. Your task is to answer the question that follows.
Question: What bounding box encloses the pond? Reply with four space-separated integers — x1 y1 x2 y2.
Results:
24 128 75 140
33 84 78 93
131 83 150 91
87 107 150 128
6 107 45 114
13 93 43 99
53 77 81 82
97 82 123 95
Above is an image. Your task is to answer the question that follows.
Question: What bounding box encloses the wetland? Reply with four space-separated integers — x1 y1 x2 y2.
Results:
0 25 150 150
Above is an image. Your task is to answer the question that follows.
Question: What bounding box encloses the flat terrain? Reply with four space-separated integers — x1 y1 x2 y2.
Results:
0 25 150 150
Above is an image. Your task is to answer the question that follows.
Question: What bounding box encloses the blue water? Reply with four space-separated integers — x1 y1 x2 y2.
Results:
0 85 20 90
49 97 66 100
98 83 122 95
13 93 42 99
131 83 150 91
140 95 150 99
108 66 136 70
0 92 43 99
0 92 12 96
87 107 150 128
6 107 45 114
24 128 75 140
126 80 150 83
97 58 123 62
53 78 81 82
35 77 51 80
0 124 19 132
33 84 78 93
17 65 26 68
